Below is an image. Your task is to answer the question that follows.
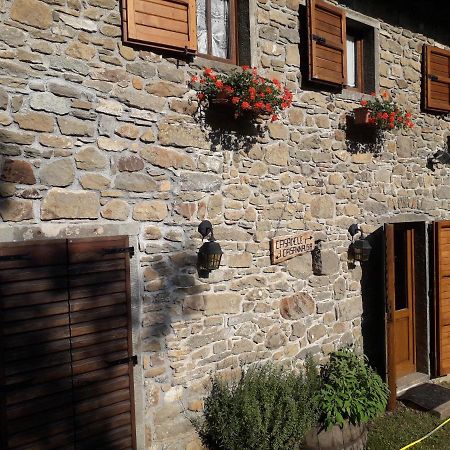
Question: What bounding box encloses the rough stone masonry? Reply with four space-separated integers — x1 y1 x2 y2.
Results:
0 0 449 448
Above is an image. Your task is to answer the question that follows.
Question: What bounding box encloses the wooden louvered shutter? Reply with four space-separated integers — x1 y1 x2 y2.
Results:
0 240 75 450
68 236 136 450
122 0 197 54
307 0 347 86
0 237 136 450
424 45 450 112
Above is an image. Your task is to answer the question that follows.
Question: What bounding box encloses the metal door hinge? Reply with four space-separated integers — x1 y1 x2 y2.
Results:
0 254 29 262
103 246 134 258
386 302 393 322
312 34 326 45
109 355 138 367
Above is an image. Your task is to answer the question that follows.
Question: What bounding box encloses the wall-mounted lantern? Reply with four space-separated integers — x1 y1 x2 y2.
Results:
197 220 223 277
348 224 372 262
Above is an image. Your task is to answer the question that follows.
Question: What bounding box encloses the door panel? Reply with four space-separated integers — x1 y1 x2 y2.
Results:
393 228 416 378
68 236 136 450
0 240 75 450
0 237 136 450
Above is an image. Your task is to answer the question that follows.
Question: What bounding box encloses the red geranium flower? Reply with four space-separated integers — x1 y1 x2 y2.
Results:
241 101 251 110
231 96 240 105
271 114 278 122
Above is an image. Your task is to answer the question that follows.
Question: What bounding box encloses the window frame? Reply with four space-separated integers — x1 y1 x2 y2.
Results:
197 0 239 65
345 30 364 93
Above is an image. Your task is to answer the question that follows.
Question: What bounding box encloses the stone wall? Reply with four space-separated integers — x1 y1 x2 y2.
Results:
0 0 449 448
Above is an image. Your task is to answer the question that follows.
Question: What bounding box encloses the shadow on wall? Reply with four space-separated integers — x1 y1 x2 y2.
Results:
193 104 265 153
343 116 384 155
358 227 387 379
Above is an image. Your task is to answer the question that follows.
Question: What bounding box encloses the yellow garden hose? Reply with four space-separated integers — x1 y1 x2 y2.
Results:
399 415 450 449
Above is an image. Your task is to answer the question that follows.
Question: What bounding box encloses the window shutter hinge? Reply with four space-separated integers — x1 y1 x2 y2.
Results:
428 74 439 81
103 246 135 258
0 254 29 262
109 355 138 367
312 34 326 45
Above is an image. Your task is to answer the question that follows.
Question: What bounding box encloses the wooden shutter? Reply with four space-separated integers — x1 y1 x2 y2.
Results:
434 221 450 376
307 0 347 86
424 45 450 112
0 240 75 450
68 236 136 450
0 237 136 450
122 0 197 54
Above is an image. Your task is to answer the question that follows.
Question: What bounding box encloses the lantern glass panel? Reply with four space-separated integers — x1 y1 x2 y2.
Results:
353 238 371 262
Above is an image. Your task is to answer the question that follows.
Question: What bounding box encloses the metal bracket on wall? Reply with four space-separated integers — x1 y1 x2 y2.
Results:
109 355 138 367
103 246 135 258
312 34 326 45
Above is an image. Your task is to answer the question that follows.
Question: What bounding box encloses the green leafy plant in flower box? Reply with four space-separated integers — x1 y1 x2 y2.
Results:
316 347 389 430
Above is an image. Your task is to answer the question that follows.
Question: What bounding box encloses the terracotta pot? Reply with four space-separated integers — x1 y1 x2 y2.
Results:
301 421 368 450
353 107 372 125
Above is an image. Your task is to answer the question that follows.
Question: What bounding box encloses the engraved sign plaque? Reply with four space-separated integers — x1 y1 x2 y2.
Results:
270 232 314 264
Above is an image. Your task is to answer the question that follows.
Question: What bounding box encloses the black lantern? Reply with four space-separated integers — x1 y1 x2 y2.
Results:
348 224 372 262
197 220 223 275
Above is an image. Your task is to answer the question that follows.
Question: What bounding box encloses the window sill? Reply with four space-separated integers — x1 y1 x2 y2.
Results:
191 56 239 73
340 89 376 102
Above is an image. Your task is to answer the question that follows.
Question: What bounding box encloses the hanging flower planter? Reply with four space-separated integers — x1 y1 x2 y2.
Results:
190 66 292 121
353 91 414 131
353 107 372 126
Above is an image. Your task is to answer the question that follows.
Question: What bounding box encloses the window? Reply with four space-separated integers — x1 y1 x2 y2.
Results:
423 45 450 112
306 0 376 94
121 0 248 65
196 0 237 64
345 32 363 91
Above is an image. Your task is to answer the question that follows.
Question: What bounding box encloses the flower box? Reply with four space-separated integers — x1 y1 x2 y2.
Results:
191 66 292 122
353 92 414 131
353 107 372 125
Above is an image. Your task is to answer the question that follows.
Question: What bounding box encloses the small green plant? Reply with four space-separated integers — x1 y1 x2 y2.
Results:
317 348 389 429
194 358 320 450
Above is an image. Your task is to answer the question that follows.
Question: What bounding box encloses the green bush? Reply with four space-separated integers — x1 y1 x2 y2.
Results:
195 358 320 450
317 348 389 429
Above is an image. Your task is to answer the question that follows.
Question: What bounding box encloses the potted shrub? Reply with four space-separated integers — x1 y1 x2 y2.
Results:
193 359 320 450
191 66 293 121
354 91 414 130
303 348 389 450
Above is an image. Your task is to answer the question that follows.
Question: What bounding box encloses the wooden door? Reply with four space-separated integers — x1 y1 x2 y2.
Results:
393 227 416 378
434 221 450 376
0 237 136 450
385 224 417 409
